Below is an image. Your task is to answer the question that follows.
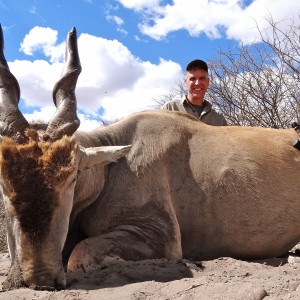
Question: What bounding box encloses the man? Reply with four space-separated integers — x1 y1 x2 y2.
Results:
161 59 227 126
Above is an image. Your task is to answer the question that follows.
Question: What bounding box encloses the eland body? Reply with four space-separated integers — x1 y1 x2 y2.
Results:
1 26 300 290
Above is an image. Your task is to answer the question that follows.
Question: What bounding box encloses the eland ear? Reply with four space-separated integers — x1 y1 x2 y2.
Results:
78 145 131 171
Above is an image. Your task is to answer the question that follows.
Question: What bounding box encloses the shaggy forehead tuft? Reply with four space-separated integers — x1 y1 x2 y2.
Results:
0 135 78 239
0 135 78 187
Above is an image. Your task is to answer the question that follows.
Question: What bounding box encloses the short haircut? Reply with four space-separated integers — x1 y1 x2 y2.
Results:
186 59 208 72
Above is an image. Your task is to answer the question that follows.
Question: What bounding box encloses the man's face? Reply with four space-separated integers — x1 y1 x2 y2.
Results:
185 69 209 100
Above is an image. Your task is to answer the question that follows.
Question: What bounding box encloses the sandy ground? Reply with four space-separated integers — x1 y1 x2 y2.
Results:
1 250 300 300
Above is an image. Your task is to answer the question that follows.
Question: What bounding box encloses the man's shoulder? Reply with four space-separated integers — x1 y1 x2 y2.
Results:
202 102 227 125
161 97 185 110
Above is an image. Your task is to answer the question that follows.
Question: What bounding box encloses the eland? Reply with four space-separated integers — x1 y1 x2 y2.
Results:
1 26 300 290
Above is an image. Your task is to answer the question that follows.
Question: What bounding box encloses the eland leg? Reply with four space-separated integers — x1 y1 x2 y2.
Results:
67 227 182 273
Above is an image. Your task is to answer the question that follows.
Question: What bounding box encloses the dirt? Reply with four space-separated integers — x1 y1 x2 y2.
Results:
1 249 300 300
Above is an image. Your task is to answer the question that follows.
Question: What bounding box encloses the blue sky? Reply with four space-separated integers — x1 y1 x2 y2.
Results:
1 0 299 130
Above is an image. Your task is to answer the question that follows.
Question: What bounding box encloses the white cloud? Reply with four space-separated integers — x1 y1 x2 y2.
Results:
76 34 182 121
106 15 128 35
19 27 64 62
9 27 182 130
9 59 62 107
226 0 300 44
118 0 162 10
101 58 182 121
117 0 300 44
23 106 56 123
106 15 124 26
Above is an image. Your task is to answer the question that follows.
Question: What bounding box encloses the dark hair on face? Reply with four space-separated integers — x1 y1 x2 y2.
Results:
186 59 208 72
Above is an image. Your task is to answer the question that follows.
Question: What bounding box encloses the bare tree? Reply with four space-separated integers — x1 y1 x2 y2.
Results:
153 14 300 128
208 14 300 128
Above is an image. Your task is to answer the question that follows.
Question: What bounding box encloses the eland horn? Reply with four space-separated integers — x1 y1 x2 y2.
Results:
44 27 81 141
0 24 30 144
